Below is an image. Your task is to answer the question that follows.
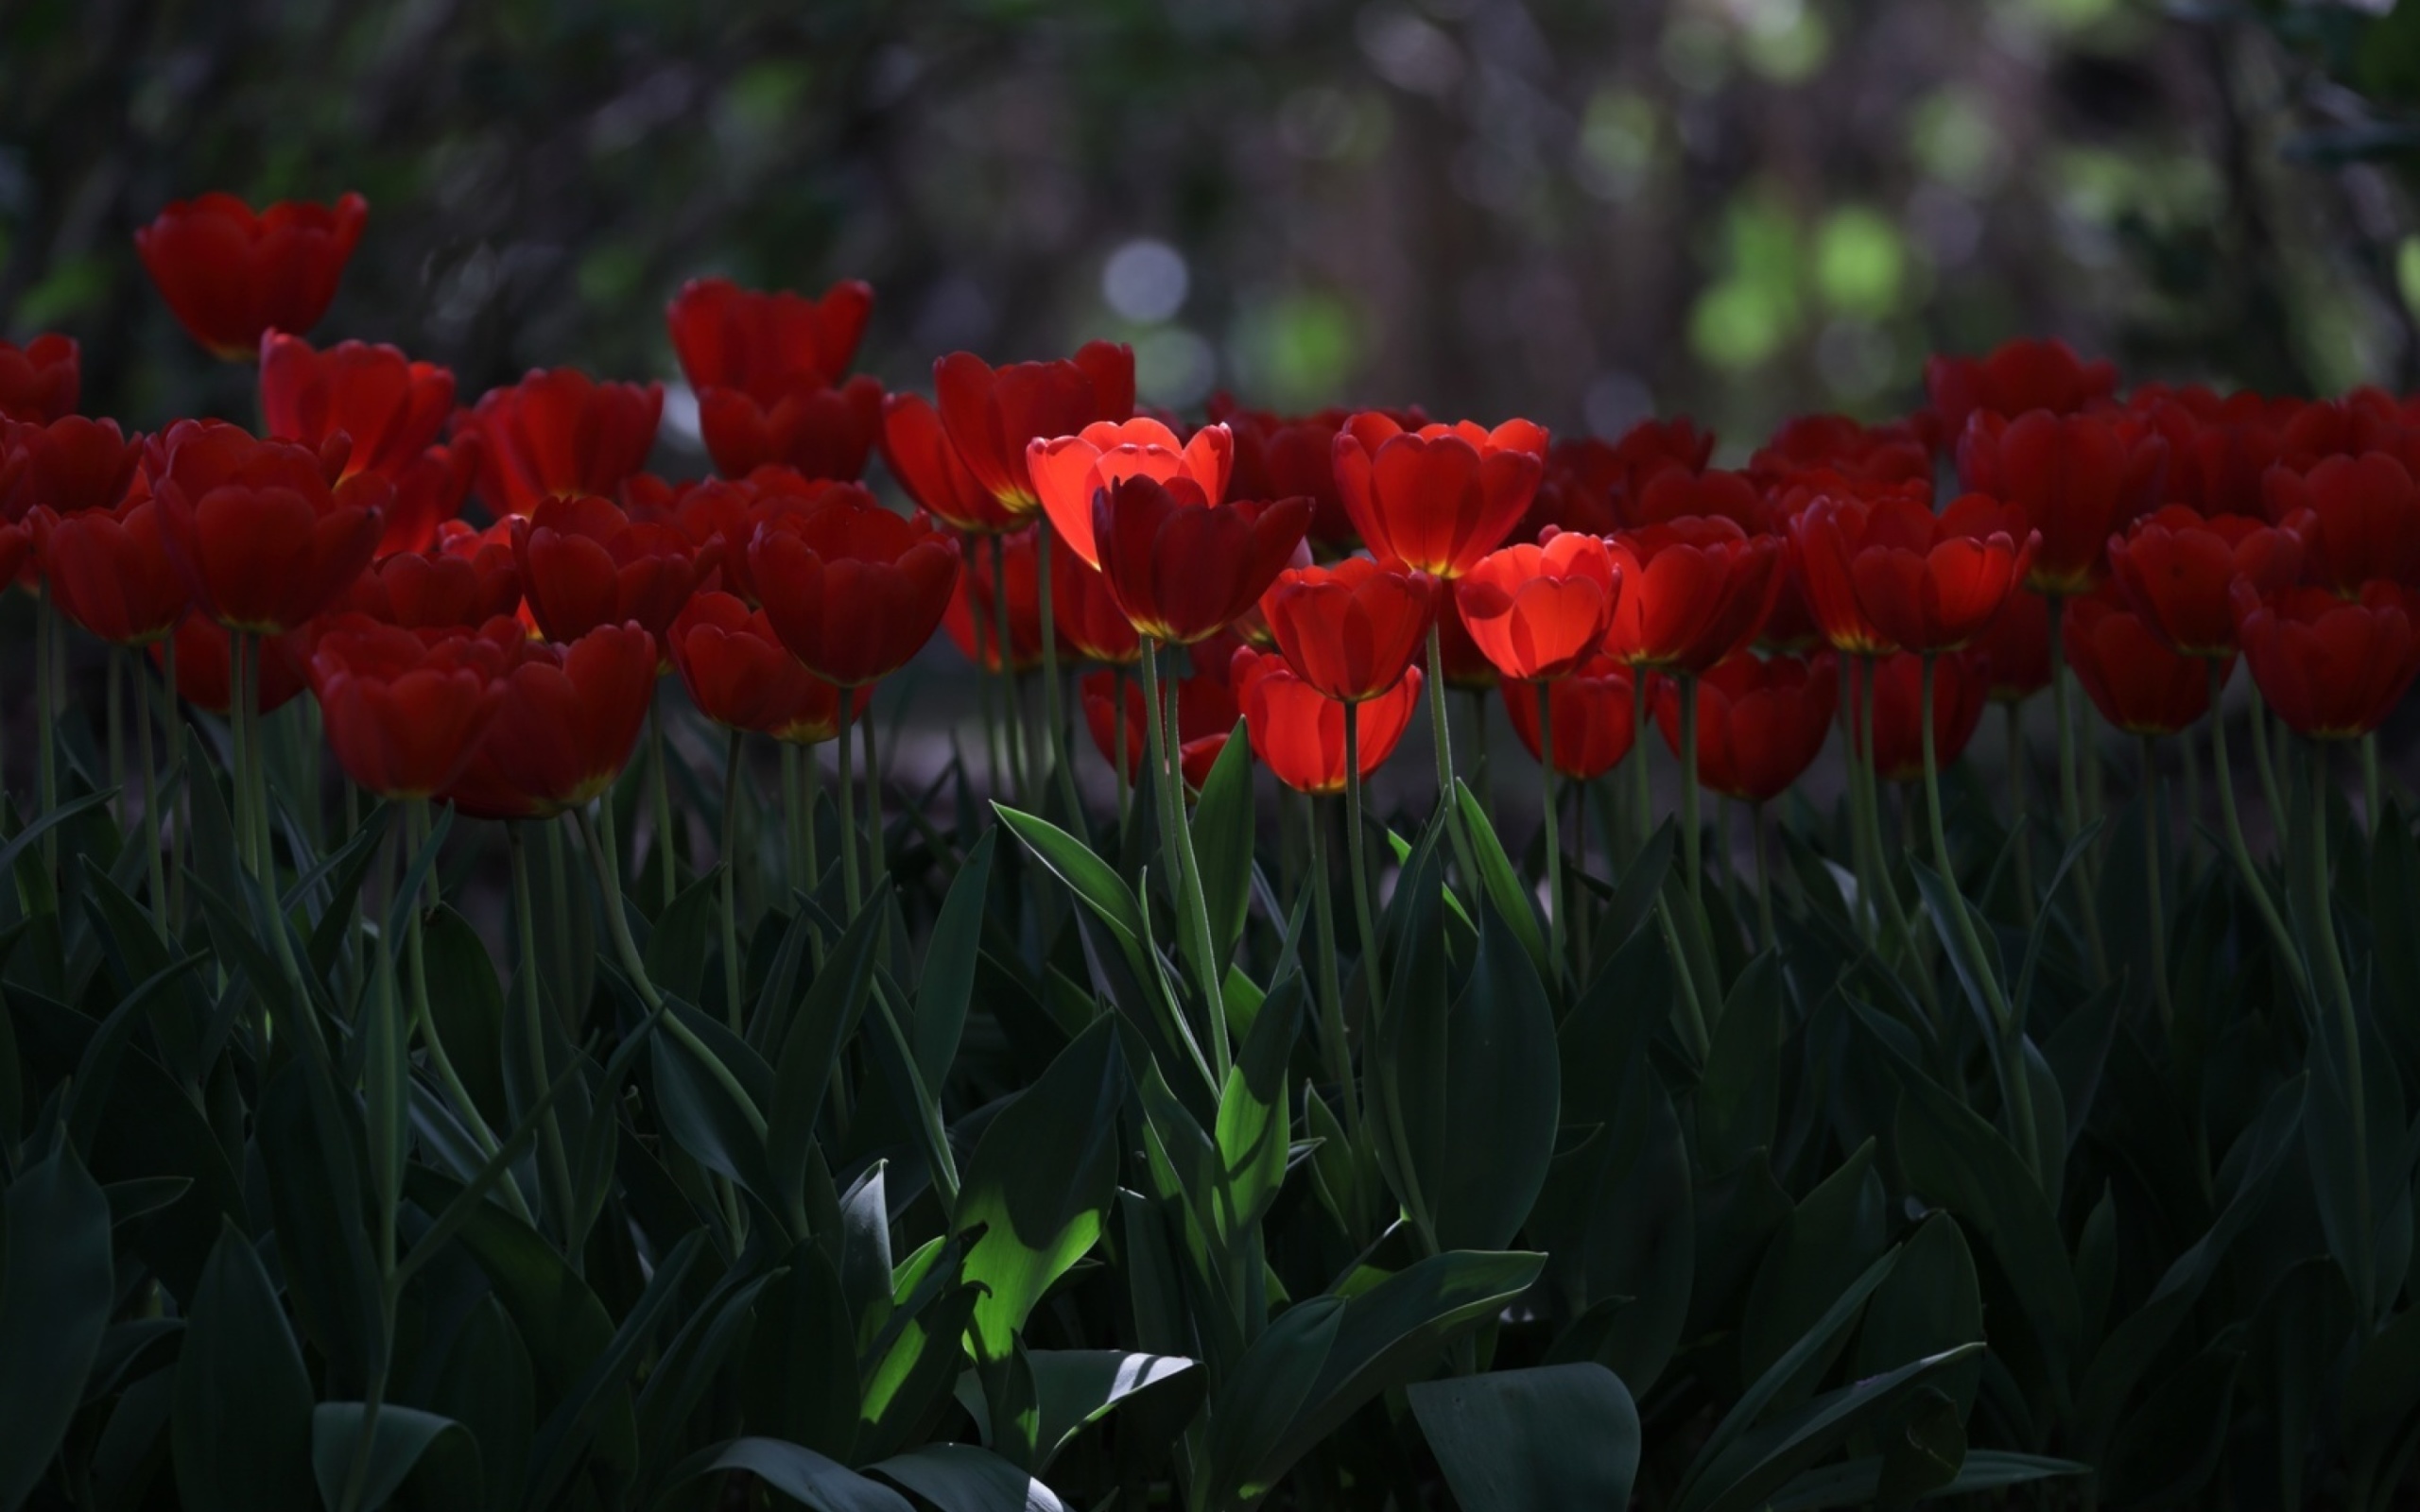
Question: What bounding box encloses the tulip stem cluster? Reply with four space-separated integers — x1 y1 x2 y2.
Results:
1536 684 1565 984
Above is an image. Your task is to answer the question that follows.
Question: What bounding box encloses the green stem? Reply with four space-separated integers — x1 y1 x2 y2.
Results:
1113 667 1132 837
2047 596 2110 984
1572 781 1594 982
2362 731 2383 840
648 694 677 911
962 532 1007 798
1846 657 1878 946
35 592 56 874
405 799 526 1217
991 536 1029 803
780 743 803 898
1036 525 1087 833
1858 658 1933 1018
1343 700 1385 1028
720 729 746 1030
862 701 889 901
1305 805 1361 1147
543 820 577 1033
107 646 124 833
510 822 578 1246
2005 699 2037 925
2248 679 2287 844
164 633 185 933
836 693 863 918
2207 663 2306 999
1141 641 1229 1082
802 747 824 929
1537 683 1565 988
2306 743 2377 1326
2139 735 2174 1033
1629 671 1651 865
1426 623 1479 890
1468 687 1492 813
1753 799 1776 951
133 645 166 935
1679 673 1703 914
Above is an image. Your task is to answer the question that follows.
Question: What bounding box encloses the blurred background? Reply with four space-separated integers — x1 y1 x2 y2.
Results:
9 0 2420 457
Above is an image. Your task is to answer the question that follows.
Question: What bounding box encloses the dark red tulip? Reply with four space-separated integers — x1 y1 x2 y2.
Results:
641 471 861 609
1809 492 2036 655
1599 417 1718 525
1052 542 1142 666
0 415 140 519
1974 588 2052 703
2231 580 2420 740
147 419 389 634
441 619 658 819
0 335 78 422
1629 466 1770 532
1212 399 1426 549
1515 437 1624 542
1093 475 1311 645
153 617 314 715
2261 452 2420 594
308 615 509 799
1500 653 1637 781
258 334 478 556
1749 414 1932 493
2276 392 2418 472
460 369 663 517
670 590 867 745
751 495 960 685
2106 504 2304 658
1333 413 1547 579
2062 594 2220 738
1957 408 2168 595
1925 337 2118 445
1030 417 1232 568
1080 666 1239 789
1260 556 1438 701
698 375 883 482
1233 647 1422 797
1603 517 1784 674
1860 649 1986 785
2132 386 2295 517
944 524 1044 673
337 518 522 629
666 277 873 395
1455 530 1621 682
134 193 368 359
512 493 713 650
881 391 1022 534
37 495 188 644
935 342 1135 516
1652 650 1840 803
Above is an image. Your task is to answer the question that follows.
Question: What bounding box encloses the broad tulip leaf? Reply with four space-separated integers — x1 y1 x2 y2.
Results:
2097 1345 2240 1510
1026 1349 1199 1471
525 1229 706 1508
1188 721 1256 971
768 897 887 1229
1409 1362 1640 1512
1769 1450 2091 1509
913 827 995 1088
662 1438 912 1512
872 1442 1070 1512
310 1402 483 1512
419 903 510 1126
1678 1343 1987 1512
643 867 726 1005
1851 1212 1985 1418
0 1143 113 1512
1739 1139 1885 1404
1431 900 1561 1251
1696 952 1785 1177
1455 779 1549 979
1205 1297 1344 1503
994 803 1147 971
427 1297 533 1512
171 1221 316 1512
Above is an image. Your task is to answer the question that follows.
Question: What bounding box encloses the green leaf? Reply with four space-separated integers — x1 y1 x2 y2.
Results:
1768 1450 2091 1509
427 1297 533 1512
419 904 510 1128
1678 1343 1987 1512
1205 1297 1344 1503
660 1438 912 1512
743 1244 861 1461
913 828 995 1089
1696 952 1785 1176
1189 720 1257 971
254 1058 383 1393
956 1017 1127 1362
1025 1349 1199 1471
1739 1139 1886 1404
1409 1362 1640 1512
1434 900 1562 1251
644 867 726 1005
0 1142 113 1511
1215 971 1300 1244
768 899 886 1232
650 1003 780 1204
994 804 1148 972
2097 1345 2238 1509
310 1402 483 1512
1456 779 1549 979
525 1229 706 1508
1874 1387 1965 1510
171 1221 316 1512
1851 1212 1984 1418
871 1442 1070 1512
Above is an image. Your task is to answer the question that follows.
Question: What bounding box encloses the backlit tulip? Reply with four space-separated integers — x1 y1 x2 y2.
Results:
1260 556 1438 701
944 524 1043 673
460 369 663 517
154 617 314 715
1213 399 1424 549
882 392 1022 534
513 493 714 650
1080 667 1238 789
666 277 873 395
2260 452 2420 594
1500 654 1637 781
1455 531 1620 682
750 496 960 686
698 375 882 482
308 615 509 799
441 620 658 818
336 519 522 629
1814 492 2035 655
935 342 1135 515
134 192 368 358
2062 595 2220 738
258 334 478 556
1093 475 1311 645
2231 581 2420 740
148 419 389 634
1975 588 2052 702
1957 409 2167 594
1926 337 2118 444
1431 602 1498 689
1029 417 1232 568
1603 517 1784 673
1052 543 1142 666
1233 647 1422 797
0 335 78 422
1860 649 1986 785
2107 505 2304 657
0 415 140 518
1652 651 1840 802
670 591 866 744
37 497 189 644
1332 413 1547 579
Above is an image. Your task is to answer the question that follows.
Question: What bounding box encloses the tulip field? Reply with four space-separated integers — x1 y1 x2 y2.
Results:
5 191 2420 1512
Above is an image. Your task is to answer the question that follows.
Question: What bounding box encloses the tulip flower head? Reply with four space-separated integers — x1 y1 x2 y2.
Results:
1029 417 1233 568
934 342 1135 516
1260 555 1439 701
1093 474 1311 646
0 415 140 521
0 335 78 422
666 277 873 396
670 591 867 745
1234 646 1422 797
1603 516 1784 673
1454 530 1621 683
337 518 523 630
2062 594 2221 738
1957 408 2167 595
512 493 716 651
2261 452 2420 595
2230 580 2420 740
1051 538 1144 666
2106 505 2305 658
35 494 189 645
1653 650 1841 803
460 368 663 518
749 495 961 686
308 615 510 799
1926 337 2118 444
259 334 480 554
441 620 659 819
1332 413 1547 579
147 419 389 635
1809 492 2036 655
1500 654 1637 781
134 192 368 359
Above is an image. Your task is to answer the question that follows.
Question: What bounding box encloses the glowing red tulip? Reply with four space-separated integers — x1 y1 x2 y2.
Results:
1333 413 1547 579
1212 399 1426 548
1093 475 1311 645
147 420 389 634
307 615 509 799
258 334 478 555
1603 517 1784 674
134 192 368 358
935 342 1134 516
881 392 1022 534
1455 530 1621 682
1499 654 1637 781
1652 650 1840 803
1029 417 1231 568
1052 542 1142 666
1260 556 1438 701
460 369 663 517
512 493 714 650
750 495 960 686
1233 647 1422 797
669 591 867 744
1808 492 2036 655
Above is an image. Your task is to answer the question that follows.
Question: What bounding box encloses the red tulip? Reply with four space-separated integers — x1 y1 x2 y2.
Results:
512 493 713 650
1333 413 1547 579
441 620 659 818
337 518 522 629
640 471 860 608
2132 386 2294 517
1432 600 1500 690
1516 437 1624 541
1029 417 1232 568
1260 556 1438 701
153 617 315 715
134 192 368 358
1080 667 1239 789
1212 399 1426 549
1233 646 1422 797
1859 649 1986 785
1925 337 2118 444
460 369 663 517
1603 517 1784 674
2106 504 2304 658
669 591 867 745
1652 650 1840 802
1052 542 1142 666
1499 654 1637 781
881 392 1022 534
1813 492 2036 655
935 342 1135 515
666 277 873 395
0 335 78 422
258 334 478 556
2231 581 2420 740
2261 452 2420 594
1598 417 1718 525
1749 414 1932 493
0 415 140 519
697 376 881 482
944 524 1043 673
2062 595 2221 738
750 496 960 686
37 496 189 644
1957 409 2167 595
1093 475 1311 645
147 419 389 634
1974 588 2052 703
308 615 509 799
2276 393 2420 473
1454 530 1621 682
1629 466 1770 532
